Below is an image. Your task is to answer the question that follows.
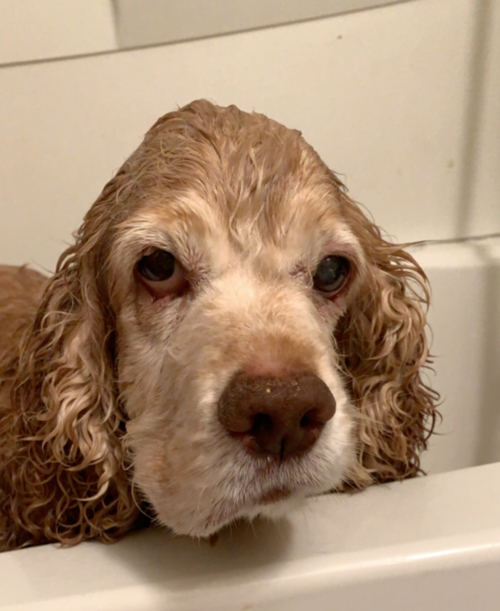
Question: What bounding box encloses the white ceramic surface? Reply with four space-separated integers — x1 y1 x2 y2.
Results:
415 239 500 475
0 0 117 65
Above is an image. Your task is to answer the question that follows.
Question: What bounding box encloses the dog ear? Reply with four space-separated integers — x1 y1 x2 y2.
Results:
331 176 440 488
2 170 139 549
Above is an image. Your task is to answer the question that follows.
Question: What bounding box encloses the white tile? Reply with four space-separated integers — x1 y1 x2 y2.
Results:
114 0 411 48
414 239 500 475
466 0 500 236
0 0 117 65
0 0 474 271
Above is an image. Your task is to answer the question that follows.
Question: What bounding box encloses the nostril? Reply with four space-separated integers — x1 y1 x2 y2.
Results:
299 411 313 429
299 414 309 428
251 413 273 436
299 408 325 430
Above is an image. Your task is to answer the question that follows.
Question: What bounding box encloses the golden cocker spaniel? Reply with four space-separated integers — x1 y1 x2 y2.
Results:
0 100 438 550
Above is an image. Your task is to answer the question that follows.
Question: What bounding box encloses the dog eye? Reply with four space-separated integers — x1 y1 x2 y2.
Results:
313 255 350 295
138 249 175 281
137 249 187 298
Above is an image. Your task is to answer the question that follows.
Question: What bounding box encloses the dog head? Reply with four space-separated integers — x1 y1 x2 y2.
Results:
11 100 437 544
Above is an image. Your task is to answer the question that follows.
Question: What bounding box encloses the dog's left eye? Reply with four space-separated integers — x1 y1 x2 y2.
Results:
137 249 187 298
313 255 350 295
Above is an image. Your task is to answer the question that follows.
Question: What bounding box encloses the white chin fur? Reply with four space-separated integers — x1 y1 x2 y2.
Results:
177 494 307 539
239 493 306 523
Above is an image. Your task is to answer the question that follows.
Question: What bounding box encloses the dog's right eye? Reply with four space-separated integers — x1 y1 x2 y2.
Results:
137 249 187 298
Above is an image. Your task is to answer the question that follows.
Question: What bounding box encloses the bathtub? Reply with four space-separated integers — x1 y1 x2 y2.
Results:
1 237 499 611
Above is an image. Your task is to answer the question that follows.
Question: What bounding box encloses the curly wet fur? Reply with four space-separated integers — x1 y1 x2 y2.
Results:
0 100 438 550
333 188 438 486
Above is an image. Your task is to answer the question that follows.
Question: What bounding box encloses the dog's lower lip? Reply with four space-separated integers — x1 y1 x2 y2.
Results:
258 488 291 504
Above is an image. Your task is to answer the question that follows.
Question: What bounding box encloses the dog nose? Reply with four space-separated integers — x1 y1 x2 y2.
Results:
217 372 336 459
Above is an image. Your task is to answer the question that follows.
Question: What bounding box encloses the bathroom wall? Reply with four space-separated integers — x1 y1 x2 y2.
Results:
1 0 498 272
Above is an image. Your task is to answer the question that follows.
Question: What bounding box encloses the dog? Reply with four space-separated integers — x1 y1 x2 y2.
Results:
0 100 438 550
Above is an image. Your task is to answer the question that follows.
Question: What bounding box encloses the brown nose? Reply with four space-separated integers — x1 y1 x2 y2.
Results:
217 372 336 460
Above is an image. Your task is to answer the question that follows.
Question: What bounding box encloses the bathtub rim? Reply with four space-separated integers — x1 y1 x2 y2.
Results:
1 460 499 610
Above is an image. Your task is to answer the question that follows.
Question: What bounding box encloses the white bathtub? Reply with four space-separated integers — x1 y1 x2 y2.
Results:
1 237 499 610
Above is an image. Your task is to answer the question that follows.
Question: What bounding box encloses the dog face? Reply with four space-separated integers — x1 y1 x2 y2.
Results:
108 141 365 534
4 100 437 548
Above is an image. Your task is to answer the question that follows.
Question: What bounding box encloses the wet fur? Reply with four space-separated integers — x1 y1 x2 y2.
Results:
0 100 438 550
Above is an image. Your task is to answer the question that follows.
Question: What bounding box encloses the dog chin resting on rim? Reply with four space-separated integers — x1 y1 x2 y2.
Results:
0 99 439 551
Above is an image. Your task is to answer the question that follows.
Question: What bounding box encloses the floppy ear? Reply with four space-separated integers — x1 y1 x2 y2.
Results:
332 180 440 488
2 170 139 549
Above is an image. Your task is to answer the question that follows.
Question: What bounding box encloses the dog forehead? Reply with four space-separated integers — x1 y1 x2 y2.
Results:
137 102 336 218
125 184 355 271
116 104 358 265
